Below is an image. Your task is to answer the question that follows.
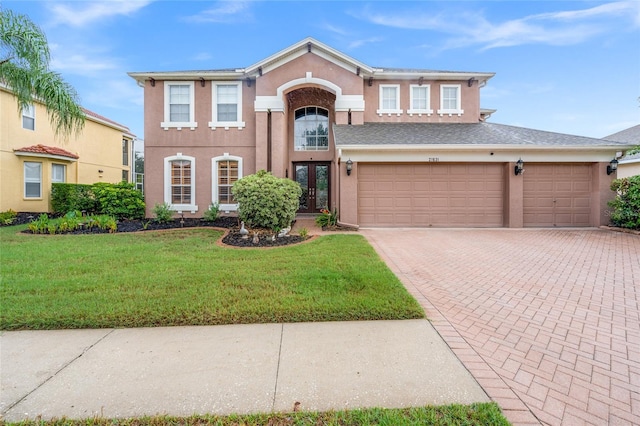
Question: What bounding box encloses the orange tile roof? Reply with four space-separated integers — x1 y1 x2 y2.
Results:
14 144 79 159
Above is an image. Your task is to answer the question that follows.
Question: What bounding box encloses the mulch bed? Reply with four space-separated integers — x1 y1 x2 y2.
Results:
6 213 308 248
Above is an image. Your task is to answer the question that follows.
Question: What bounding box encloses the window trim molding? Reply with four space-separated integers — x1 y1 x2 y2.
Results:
376 84 403 116
212 153 243 212
24 161 42 199
209 82 245 130
408 84 433 116
161 81 198 130
437 84 464 116
163 153 197 212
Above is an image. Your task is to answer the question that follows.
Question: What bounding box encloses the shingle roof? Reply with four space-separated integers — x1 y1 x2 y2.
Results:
14 144 79 159
604 125 640 161
334 122 632 147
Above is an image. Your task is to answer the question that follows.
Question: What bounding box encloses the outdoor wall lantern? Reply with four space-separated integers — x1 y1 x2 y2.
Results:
514 158 524 176
346 159 353 176
607 158 618 175
98 169 104 174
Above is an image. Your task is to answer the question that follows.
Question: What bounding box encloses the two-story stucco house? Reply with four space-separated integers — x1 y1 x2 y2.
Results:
0 86 135 213
129 38 634 228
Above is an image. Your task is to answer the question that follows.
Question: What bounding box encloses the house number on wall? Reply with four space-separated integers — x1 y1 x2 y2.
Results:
428 158 440 162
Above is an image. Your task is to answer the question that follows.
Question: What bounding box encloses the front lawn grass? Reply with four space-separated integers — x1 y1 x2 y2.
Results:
0 227 425 330
5 403 511 425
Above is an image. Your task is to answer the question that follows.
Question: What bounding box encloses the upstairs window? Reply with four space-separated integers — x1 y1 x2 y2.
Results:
408 85 433 115
209 82 245 129
22 104 35 130
162 82 197 130
377 84 402 116
122 139 129 166
438 84 464 115
164 154 197 212
294 107 329 151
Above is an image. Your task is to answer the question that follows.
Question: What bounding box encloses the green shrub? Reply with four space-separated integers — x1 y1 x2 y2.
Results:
153 202 173 223
87 214 117 233
315 208 338 228
0 209 17 225
608 175 640 230
27 213 50 234
203 203 220 221
232 170 302 231
51 183 97 214
92 182 145 219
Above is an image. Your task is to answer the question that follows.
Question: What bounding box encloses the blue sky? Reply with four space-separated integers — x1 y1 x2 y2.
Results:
5 0 640 146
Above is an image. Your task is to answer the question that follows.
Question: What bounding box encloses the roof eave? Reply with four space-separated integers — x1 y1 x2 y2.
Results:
14 151 78 162
335 144 630 151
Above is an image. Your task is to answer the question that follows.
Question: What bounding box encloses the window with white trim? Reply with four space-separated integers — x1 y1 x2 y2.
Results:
22 104 35 130
294 107 329 151
164 154 197 212
408 85 432 115
209 82 245 129
438 84 464 115
377 84 402 116
162 82 197 130
52 164 66 183
24 161 42 198
212 154 243 211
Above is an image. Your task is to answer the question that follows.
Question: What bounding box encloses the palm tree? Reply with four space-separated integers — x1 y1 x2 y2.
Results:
0 8 84 139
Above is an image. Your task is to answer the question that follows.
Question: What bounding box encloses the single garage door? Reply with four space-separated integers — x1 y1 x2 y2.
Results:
358 163 504 227
523 163 592 227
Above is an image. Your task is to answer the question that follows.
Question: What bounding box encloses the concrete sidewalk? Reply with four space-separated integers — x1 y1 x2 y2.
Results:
1 319 489 422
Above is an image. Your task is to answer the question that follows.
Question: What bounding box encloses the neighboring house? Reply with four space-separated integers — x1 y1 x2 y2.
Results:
0 86 135 213
604 125 640 178
128 37 634 228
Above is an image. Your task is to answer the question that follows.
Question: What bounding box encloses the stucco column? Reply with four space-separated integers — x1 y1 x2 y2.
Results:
339 160 359 226
592 162 616 226
271 111 286 178
255 111 268 172
505 162 524 228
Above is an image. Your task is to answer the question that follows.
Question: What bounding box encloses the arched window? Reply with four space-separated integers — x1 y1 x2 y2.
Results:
294 107 329 151
212 154 243 211
164 154 197 212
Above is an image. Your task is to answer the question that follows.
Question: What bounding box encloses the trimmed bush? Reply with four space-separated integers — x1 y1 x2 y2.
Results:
232 170 302 230
92 182 145 220
608 175 640 230
51 183 97 214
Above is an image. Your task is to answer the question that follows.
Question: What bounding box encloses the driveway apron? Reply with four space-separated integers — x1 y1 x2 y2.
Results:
363 228 640 426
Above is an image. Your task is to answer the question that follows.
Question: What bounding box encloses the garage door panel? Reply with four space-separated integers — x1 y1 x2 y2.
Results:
358 163 504 227
523 163 592 227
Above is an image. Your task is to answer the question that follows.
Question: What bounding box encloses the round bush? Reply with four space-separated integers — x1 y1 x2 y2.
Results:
232 170 302 230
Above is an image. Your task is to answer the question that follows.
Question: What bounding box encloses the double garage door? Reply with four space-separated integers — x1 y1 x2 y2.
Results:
357 163 593 227
358 163 504 227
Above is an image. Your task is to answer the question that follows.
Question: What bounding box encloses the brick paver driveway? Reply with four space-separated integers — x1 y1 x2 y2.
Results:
363 228 639 426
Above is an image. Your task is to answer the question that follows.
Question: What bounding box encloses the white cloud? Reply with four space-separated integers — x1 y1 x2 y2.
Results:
192 52 213 61
184 1 252 23
348 37 384 49
48 0 153 27
357 1 639 51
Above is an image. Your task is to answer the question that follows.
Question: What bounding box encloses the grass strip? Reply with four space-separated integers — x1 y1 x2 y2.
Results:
4 403 511 425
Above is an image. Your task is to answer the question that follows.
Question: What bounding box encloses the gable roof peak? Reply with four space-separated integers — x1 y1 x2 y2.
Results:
243 37 373 77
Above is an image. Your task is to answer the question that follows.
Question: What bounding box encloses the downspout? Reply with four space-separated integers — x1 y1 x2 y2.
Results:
267 109 272 172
